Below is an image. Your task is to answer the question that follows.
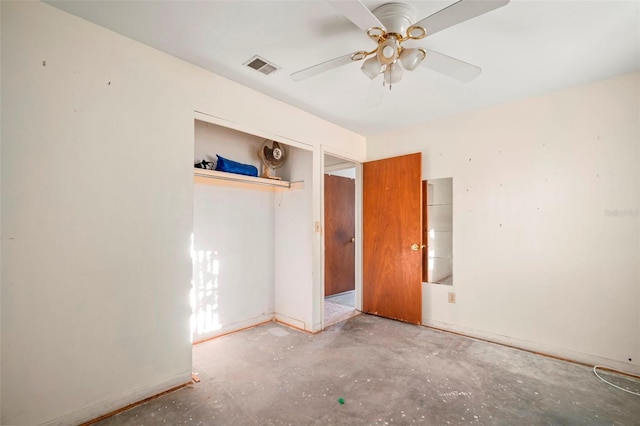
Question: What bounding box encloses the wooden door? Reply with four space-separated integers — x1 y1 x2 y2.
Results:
363 153 422 324
324 174 356 296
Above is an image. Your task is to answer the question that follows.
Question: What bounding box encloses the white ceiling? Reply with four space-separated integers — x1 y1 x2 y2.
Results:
47 0 639 136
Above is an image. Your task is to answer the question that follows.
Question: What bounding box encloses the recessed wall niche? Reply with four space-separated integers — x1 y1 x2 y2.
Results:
194 119 292 182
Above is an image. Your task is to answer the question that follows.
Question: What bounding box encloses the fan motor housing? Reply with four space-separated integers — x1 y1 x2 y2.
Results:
372 3 416 35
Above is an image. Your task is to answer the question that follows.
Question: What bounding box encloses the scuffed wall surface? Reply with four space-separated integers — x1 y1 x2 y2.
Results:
0 2 364 424
368 72 640 371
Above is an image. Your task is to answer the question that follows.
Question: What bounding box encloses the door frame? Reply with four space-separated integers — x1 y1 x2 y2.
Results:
324 174 356 297
320 147 364 329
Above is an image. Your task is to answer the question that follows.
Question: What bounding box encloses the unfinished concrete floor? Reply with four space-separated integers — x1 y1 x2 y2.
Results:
96 315 640 425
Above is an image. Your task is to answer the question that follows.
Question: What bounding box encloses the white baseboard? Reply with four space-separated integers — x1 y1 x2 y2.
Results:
274 313 307 331
193 313 275 343
42 371 191 426
423 319 640 375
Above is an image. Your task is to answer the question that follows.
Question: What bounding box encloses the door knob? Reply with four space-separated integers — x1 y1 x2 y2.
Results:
410 244 426 251
351 237 355 243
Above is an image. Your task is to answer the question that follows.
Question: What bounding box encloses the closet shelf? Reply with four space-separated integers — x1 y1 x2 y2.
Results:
194 168 304 190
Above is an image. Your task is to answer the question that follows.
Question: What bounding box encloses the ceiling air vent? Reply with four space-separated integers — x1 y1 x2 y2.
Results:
244 55 280 76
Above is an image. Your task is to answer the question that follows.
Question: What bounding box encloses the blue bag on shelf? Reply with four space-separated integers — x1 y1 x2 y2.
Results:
215 154 259 177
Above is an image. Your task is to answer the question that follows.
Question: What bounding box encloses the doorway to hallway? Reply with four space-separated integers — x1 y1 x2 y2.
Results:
324 154 359 327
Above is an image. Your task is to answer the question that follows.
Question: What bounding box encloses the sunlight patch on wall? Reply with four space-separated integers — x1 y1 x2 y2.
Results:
190 234 222 341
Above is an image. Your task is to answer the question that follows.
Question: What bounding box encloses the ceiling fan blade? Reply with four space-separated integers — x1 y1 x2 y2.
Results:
327 0 386 32
290 52 361 82
423 49 482 83
415 0 509 37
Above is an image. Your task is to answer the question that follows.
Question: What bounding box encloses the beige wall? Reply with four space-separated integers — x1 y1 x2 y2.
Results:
2 1 637 424
0 2 364 425
368 71 640 372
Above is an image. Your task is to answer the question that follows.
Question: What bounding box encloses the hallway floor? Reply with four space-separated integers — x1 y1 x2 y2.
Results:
325 290 358 327
325 290 355 307
95 315 640 425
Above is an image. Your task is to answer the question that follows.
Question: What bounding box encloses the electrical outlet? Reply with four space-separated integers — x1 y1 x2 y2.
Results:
448 292 456 304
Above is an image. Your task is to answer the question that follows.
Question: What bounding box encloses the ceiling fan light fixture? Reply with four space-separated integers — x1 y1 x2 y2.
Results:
384 61 402 85
361 56 382 79
399 48 426 71
291 0 510 93
376 38 399 65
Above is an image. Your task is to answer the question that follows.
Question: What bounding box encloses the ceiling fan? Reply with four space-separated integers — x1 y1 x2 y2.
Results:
290 0 510 88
